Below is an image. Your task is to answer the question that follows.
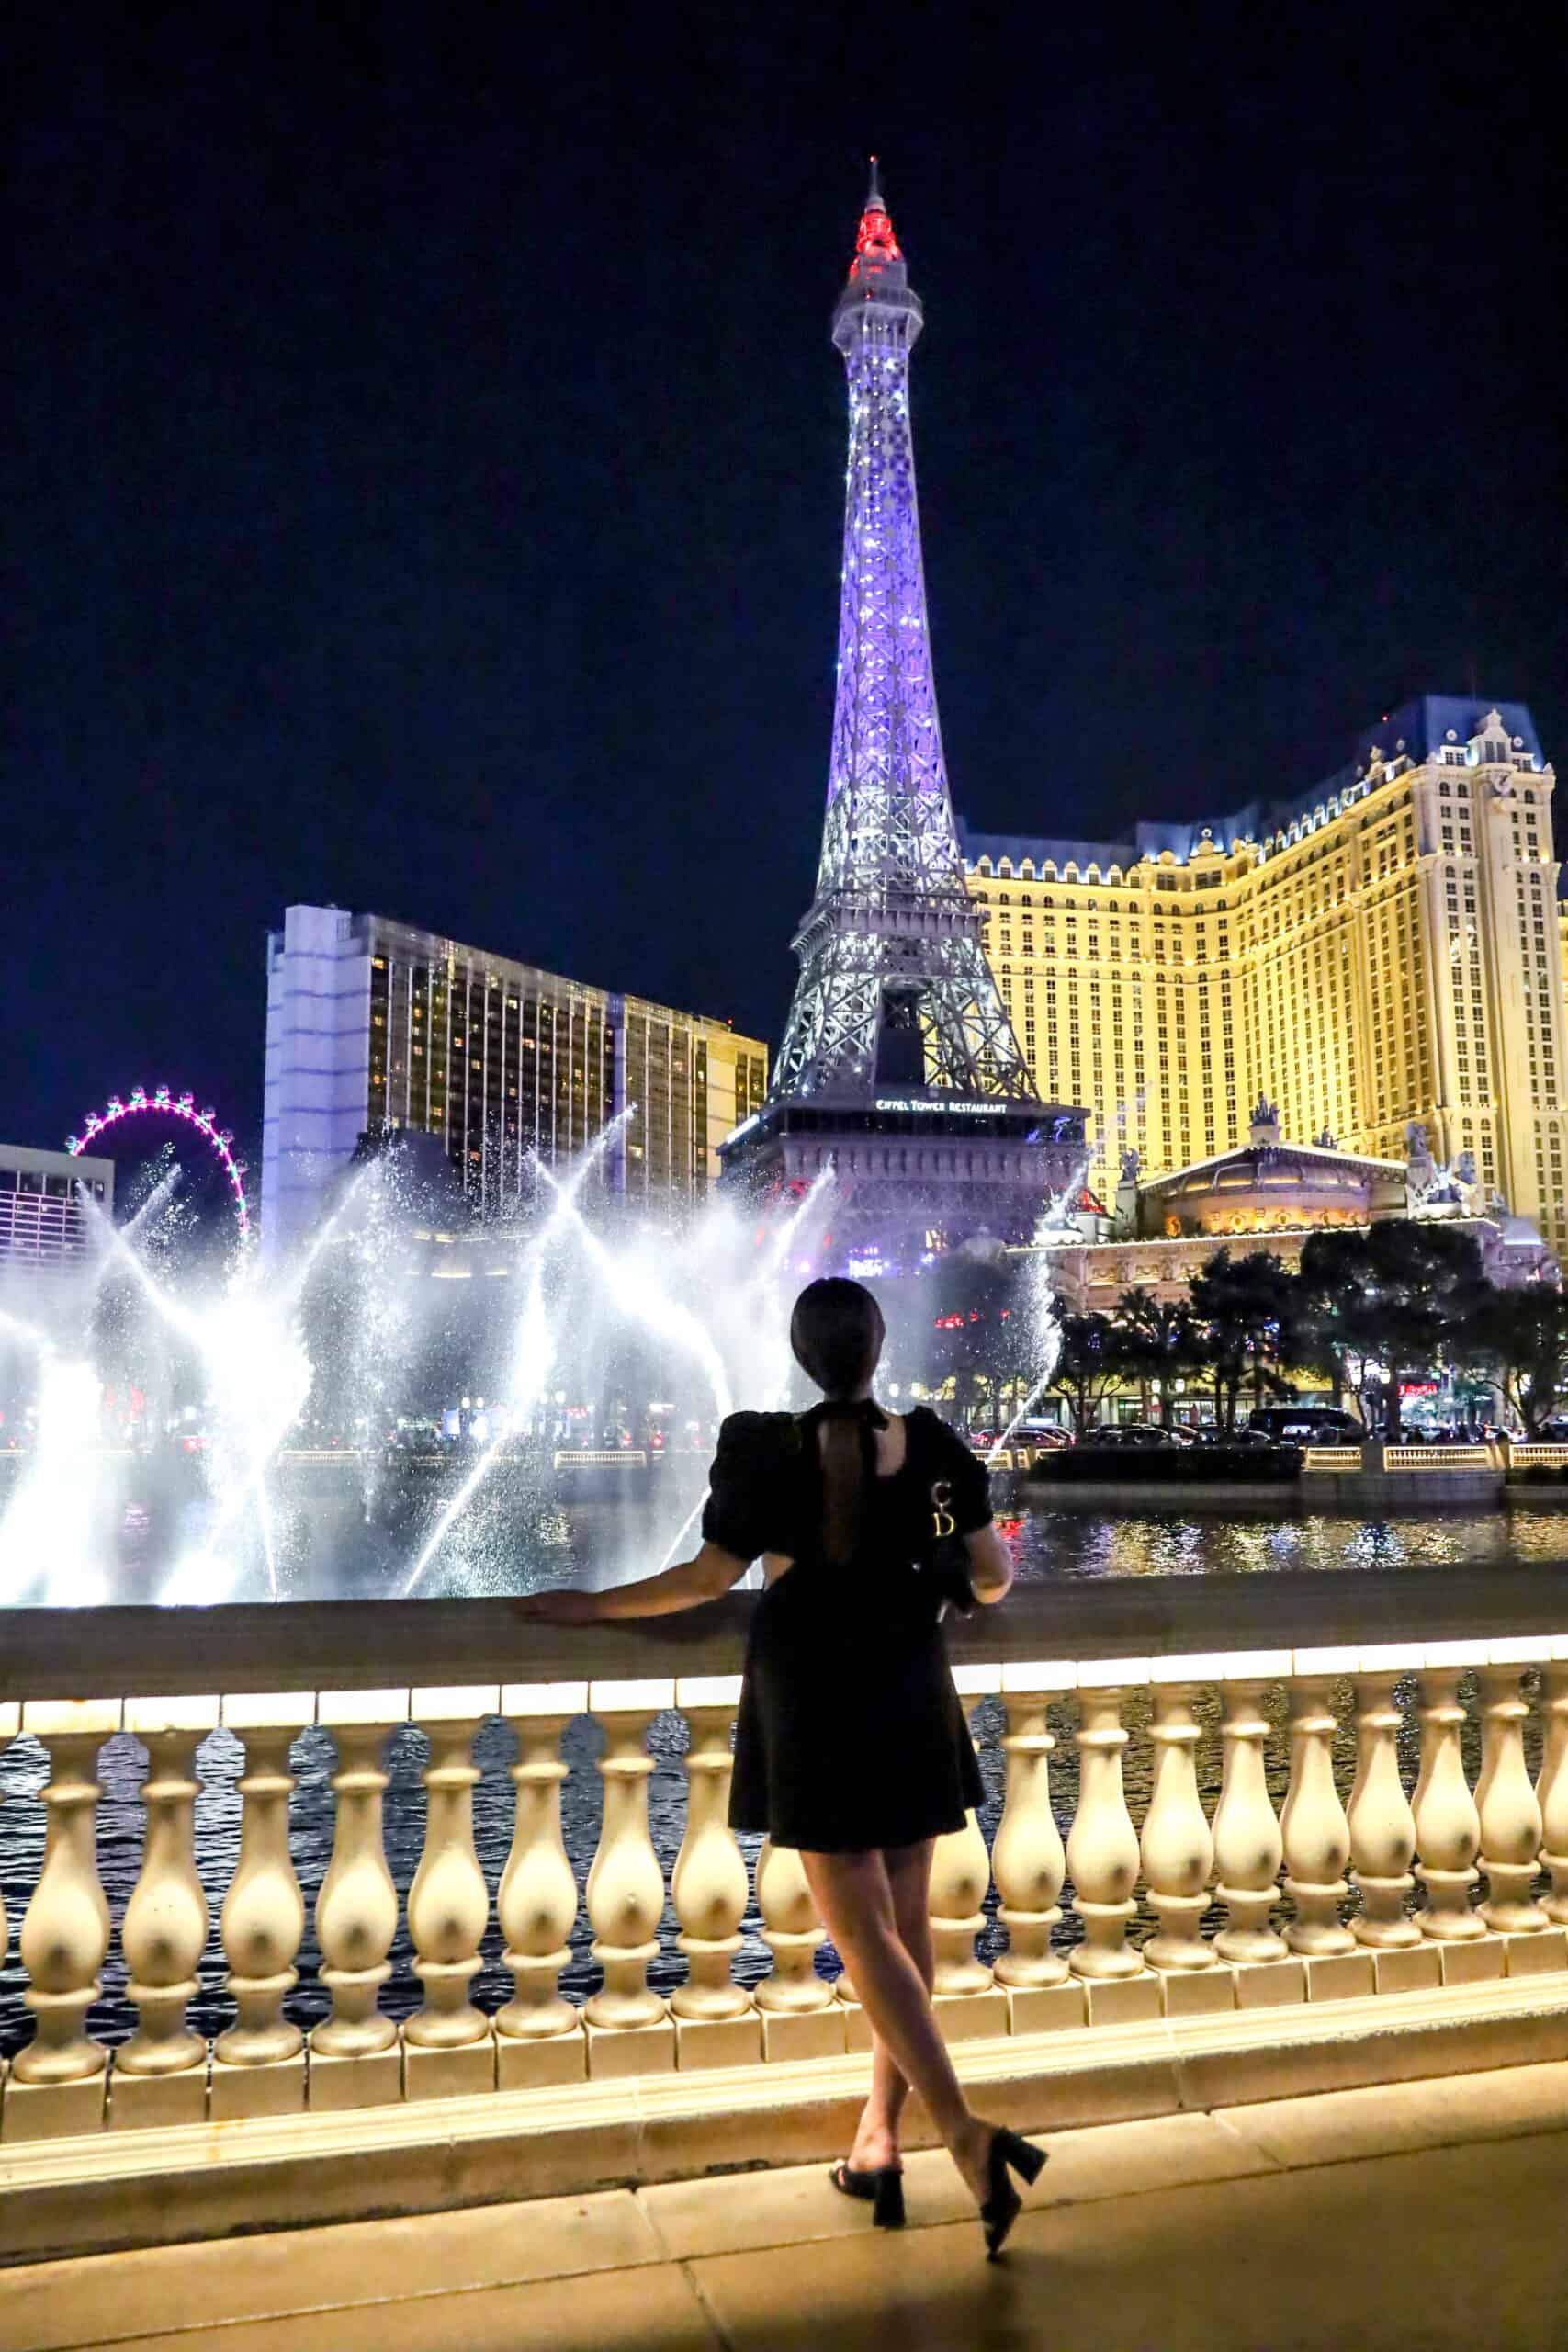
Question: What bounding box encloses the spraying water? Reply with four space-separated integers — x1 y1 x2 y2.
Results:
0 1116 1055 1606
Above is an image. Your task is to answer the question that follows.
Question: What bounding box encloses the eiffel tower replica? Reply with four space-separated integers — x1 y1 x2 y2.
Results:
721 164 1087 1269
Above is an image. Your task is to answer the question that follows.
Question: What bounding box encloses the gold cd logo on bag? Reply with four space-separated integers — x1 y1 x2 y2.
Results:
930 1480 955 1540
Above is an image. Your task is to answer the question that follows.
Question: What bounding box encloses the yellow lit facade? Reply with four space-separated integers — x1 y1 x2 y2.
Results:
962 700 1568 1257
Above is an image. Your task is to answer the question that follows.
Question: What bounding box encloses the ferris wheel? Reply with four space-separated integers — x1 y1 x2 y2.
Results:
66 1087 251 1236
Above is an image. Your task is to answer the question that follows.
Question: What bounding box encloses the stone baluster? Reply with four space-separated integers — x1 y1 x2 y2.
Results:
1280 1668 1355 1956
496 1683 585 2082
584 1680 674 2065
1066 1667 1143 1980
213 1695 312 2118
671 1676 759 2064
1141 1667 1216 1973
1347 1657 1420 1948
753 1839 833 2014
404 1687 497 2095
1474 1652 1549 1936
992 1668 1070 2001
929 1668 1000 2019
0 1703 15 1982
113 1698 218 2127
310 1692 403 2109
1539 1660 1568 1927
1212 1663 1288 1962
671 1679 750 2014
10 1705 118 2139
1412 1654 1485 1940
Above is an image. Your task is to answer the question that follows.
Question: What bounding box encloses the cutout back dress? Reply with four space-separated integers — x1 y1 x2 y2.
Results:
701 1402 994 1853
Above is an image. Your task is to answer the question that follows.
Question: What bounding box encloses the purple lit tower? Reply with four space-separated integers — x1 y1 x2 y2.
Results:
722 165 1086 1264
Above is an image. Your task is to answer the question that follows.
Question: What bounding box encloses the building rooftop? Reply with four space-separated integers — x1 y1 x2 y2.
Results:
960 695 1548 874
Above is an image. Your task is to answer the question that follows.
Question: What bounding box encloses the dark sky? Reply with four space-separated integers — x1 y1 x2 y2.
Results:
11 4 1564 1165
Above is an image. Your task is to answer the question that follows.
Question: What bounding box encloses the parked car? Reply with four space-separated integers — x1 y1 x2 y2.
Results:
1012 1421 1071 1450
1091 1424 1177 1450
1247 1406 1363 1444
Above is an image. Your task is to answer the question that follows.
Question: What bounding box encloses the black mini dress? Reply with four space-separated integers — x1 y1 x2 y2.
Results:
701 1402 993 1853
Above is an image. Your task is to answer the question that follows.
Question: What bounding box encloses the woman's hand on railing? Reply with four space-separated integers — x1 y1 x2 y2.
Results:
513 1589 606 1623
513 1542 752 1623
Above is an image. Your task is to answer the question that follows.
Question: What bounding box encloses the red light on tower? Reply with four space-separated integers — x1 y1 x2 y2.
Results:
851 155 902 272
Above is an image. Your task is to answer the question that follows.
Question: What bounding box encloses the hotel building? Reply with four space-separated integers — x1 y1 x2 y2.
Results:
0 1145 114 1277
962 699 1568 1258
261 905 767 1255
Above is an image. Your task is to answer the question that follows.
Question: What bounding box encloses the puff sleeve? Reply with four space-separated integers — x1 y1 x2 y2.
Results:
700 1412 777 1564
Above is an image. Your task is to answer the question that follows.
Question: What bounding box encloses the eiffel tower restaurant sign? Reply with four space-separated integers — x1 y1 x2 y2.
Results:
720 165 1088 1271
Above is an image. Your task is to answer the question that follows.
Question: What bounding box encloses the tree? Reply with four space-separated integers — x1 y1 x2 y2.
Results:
1466 1283 1568 1434
1187 1250 1298 1433
1296 1222 1488 1436
1114 1288 1209 1426
923 1253 1035 1427
1043 1301 1130 1437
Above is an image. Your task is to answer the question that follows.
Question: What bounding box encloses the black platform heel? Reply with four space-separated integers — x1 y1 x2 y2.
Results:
979 2128 1047 2259
829 2161 906 2229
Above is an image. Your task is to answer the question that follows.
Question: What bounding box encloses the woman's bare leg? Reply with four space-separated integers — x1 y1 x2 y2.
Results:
847 1839 935 2171
804 1847 991 2201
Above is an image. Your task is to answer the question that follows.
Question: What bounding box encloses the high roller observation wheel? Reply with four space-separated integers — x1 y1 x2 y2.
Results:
65 1087 251 1236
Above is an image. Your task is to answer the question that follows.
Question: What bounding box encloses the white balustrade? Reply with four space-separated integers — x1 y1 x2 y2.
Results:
1413 1657 1485 1940
1280 1669 1354 1954
583 1682 671 2031
0 1703 15 1981
1540 1660 1568 1928
1212 1666 1288 1962
991 1668 1069 1989
1066 1668 1143 1979
671 1679 750 2021
1141 1668 1216 1972
216 1702 310 2071
1474 1656 1549 1935
12 1707 117 2093
752 1838 832 2013
116 1699 218 2107
404 1690 496 2061
3 1623 1568 2137
311 1699 402 2061
1347 1661 1420 1948
929 1670 998 1999
496 1684 583 2041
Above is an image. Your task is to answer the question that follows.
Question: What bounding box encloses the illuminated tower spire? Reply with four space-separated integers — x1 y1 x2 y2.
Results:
767 164 1034 1104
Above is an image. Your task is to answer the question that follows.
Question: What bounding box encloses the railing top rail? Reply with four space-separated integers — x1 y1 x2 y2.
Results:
1384 1444 1494 1468
3 1565 1566 1704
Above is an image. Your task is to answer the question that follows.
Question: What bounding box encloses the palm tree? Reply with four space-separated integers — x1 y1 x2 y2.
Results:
1114 1287 1207 1427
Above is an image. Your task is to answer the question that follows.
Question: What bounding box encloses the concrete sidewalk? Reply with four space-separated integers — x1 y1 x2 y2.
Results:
4 2062 1565 2350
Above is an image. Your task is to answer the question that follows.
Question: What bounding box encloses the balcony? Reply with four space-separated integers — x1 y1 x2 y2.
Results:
0 1566 1564 2280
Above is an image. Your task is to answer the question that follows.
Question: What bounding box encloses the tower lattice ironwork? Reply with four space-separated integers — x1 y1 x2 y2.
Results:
722 166 1086 1260
769 162 1035 1107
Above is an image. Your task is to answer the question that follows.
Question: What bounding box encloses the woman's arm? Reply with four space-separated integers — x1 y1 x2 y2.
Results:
513 1540 752 1623
964 1522 1015 1605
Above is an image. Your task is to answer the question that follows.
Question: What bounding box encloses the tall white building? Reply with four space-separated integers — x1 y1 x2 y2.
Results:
261 905 767 1257
0 1145 114 1275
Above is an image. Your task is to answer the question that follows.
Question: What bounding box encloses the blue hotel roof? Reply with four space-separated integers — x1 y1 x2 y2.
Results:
959 696 1547 872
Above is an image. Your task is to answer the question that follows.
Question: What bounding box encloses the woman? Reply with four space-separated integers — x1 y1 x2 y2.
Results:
515 1276 1045 2256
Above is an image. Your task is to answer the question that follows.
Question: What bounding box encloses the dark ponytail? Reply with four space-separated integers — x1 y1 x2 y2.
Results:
791 1279 886 1564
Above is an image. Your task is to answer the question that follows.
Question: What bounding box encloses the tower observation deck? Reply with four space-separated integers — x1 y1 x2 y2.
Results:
721 165 1088 1264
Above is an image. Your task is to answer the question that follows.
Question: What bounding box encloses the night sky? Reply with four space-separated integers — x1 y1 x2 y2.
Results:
11 6 1563 1169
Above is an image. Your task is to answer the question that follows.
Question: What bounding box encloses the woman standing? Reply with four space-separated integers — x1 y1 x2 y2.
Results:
516 1276 1045 2256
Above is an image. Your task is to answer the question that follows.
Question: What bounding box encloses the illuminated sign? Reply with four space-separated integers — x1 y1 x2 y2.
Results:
872 1098 996 1116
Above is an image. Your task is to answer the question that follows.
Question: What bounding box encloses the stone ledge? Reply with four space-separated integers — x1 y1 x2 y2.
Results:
0 1974 1563 2267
